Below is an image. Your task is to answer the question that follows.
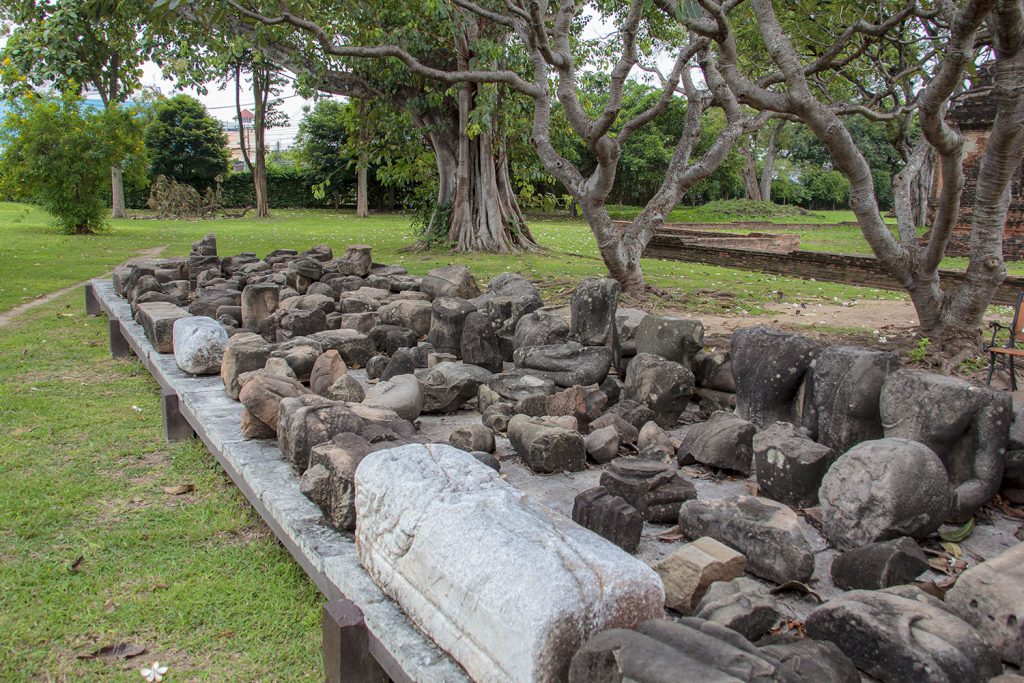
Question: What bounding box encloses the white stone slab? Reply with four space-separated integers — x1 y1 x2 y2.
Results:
355 443 665 683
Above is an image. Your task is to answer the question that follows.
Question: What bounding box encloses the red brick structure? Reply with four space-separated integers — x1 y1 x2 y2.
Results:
930 69 1024 259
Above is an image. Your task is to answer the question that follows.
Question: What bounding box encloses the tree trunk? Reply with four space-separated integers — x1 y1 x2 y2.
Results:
111 165 126 218
759 121 784 202
237 64 270 218
253 68 270 218
739 145 762 201
356 100 369 218
415 86 535 252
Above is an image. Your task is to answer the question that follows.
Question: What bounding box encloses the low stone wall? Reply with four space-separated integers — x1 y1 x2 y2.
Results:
939 231 1024 261
643 235 1024 306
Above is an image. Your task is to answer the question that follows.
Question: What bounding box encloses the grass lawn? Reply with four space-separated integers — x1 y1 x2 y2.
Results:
0 292 322 680
0 202 917 318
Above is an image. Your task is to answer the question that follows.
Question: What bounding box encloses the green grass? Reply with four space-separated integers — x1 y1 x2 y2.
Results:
0 293 322 680
0 202 915 317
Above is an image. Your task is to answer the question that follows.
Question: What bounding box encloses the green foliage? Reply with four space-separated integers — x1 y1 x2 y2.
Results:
909 337 932 363
0 0 151 105
221 168 336 209
144 94 228 192
802 168 851 210
295 100 354 206
0 92 144 234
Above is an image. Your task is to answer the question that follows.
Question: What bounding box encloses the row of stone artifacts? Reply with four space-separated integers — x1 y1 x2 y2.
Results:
113 234 1023 682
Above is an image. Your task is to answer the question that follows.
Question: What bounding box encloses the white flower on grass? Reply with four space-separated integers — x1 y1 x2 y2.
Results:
141 662 168 682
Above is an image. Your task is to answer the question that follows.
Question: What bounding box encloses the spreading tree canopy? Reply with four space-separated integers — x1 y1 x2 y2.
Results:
144 94 229 191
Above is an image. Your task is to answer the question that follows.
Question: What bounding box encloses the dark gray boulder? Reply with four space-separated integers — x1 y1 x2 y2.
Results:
830 537 929 590
880 368 1011 522
308 329 375 368
678 410 756 475
819 438 951 550
757 636 860 683
752 421 833 508
623 353 695 428
805 587 1002 683
380 348 417 381
692 349 736 392
693 577 783 641
426 297 476 356
678 495 814 584
369 324 418 356
569 618 792 683
460 311 504 373
420 362 493 414
731 326 821 430
606 399 656 432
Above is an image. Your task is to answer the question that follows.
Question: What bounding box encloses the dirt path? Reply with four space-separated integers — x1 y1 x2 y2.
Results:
695 299 924 336
0 246 166 329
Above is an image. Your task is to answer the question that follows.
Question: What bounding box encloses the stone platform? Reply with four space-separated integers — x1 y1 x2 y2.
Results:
87 278 470 683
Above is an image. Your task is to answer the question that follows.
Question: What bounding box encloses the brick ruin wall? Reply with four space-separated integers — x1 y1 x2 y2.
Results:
643 233 1024 307
929 90 1024 258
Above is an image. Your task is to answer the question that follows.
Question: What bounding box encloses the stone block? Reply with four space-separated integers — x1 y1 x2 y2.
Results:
600 460 696 523
507 414 586 473
678 495 814 584
653 537 745 614
354 444 664 682
136 301 191 353
572 486 643 554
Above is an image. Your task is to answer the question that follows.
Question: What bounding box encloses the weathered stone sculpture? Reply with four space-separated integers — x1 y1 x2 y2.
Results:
355 444 664 683
507 414 586 473
880 369 1011 522
731 326 821 430
811 345 899 453
819 438 951 549
806 587 1002 683
623 353 694 428
572 487 643 553
600 460 696 523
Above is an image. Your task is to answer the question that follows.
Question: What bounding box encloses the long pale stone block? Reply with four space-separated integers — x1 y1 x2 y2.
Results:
355 444 665 683
136 301 191 353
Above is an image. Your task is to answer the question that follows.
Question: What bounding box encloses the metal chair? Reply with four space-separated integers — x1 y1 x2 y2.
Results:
985 291 1024 390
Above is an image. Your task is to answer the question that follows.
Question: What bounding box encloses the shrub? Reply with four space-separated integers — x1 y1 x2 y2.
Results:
0 91 144 234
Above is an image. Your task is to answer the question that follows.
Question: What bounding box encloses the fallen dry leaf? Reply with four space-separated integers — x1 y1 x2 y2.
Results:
914 577 958 599
770 581 823 603
162 484 194 495
77 642 146 661
68 555 84 573
656 527 685 543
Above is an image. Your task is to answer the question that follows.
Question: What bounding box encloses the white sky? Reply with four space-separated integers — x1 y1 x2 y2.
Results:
140 61 331 150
